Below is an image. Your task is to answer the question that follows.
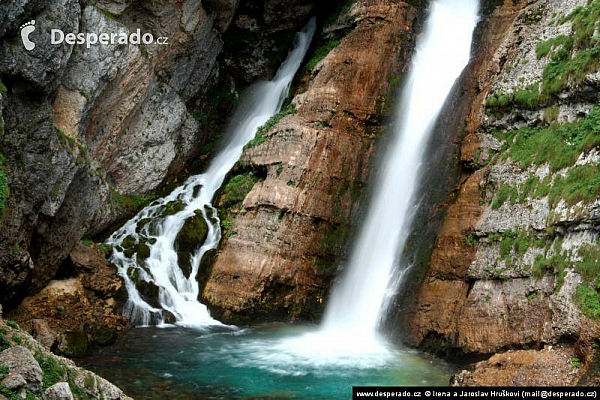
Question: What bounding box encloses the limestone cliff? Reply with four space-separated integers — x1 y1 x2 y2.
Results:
405 0 600 384
202 0 417 322
0 0 317 312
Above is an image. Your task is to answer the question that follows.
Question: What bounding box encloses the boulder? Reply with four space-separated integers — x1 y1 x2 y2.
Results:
174 211 208 253
0 346 43 392
44 382 74 400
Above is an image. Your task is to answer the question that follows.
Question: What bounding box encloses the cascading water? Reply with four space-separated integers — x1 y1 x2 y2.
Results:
322 0 480 337
277 0 479 361
106 18 316 327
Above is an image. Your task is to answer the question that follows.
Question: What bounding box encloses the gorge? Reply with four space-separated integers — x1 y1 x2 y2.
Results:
0 0 599 398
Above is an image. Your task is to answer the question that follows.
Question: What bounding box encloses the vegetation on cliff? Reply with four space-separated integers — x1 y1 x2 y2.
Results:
0 153 8 216
486 0 600 111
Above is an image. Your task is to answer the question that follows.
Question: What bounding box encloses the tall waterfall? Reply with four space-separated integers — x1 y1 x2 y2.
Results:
106 18 316 327
322 0 479 342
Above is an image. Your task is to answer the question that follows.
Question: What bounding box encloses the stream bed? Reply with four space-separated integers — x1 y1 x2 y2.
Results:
80 324 454 399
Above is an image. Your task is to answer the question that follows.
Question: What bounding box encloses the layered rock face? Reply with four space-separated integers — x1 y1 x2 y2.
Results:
0 0 316 310
406 0 600 380
202 0 417 322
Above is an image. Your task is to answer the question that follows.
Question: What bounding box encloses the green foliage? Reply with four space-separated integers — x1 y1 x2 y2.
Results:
221 219 233 230
0 386 20 400
6 320 19 330
221 174 258 209
0 81 6 94
527 291 538 300
110 190 159 213
304 39 342 73
496 103 600 172
10 335 21 345
35 353 67 390
548 164 600 207
488 2 600 111
571 356 582 368
575 285 600 319
463 234 476 247
0 366 8 381
0 153 9 216
246 105 297 148
491 184 517 209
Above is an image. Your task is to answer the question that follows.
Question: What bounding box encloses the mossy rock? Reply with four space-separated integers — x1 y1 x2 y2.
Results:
164 200 185 216
90 324 117 346
197 248 218 291
61 329 89 357
174 210 208 253
177 252 192 279
135 218 153 234
135 280 161 308
137 243 151 260
121 235 136 250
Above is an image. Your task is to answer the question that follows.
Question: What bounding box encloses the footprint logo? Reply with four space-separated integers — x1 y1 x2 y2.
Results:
20 20 36 51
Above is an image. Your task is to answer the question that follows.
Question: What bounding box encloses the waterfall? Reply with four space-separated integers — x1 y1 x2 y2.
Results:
321 0 479 344
106 18 316 327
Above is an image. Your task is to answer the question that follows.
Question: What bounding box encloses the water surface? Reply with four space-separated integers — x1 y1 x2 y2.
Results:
81 325 453 399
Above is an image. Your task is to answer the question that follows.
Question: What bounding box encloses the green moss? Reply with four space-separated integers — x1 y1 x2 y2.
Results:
221 173 258 209
61 329 89 357
463 234 476 247
495 103 600 172
488 2 600 111
575 284 600 319
246 105 297 149
304 39 342 73
527 291 538 300
491 184 517 209
0 386 20 400
10 335 21 345
0 366 8 381
110 190 159 214
548 164 600 206
164 200 185 215
174 210 208 253
6 320 19 330
35 353 68 390
0 153 9 216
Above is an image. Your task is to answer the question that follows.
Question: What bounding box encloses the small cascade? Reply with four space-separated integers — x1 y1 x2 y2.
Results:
106 18 316 327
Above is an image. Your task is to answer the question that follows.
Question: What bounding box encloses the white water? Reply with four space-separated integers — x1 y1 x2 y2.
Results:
275 0 479 362
106 18 316 327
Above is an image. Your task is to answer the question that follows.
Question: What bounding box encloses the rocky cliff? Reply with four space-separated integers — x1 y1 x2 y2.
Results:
405 0 600 384
201 0 417 323
0 0 316 311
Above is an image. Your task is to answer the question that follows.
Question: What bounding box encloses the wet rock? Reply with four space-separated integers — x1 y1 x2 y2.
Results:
45 382 74 400
57 328 89 358
0 345 43 392
135 280 161 308
175 210 208 253
204 0 417 320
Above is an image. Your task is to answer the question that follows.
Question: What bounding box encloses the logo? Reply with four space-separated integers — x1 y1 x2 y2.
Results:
20 20 36 51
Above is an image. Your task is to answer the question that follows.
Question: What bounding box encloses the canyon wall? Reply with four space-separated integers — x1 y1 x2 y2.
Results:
405 0 600 384
202 0 418 322
0 0 316 311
